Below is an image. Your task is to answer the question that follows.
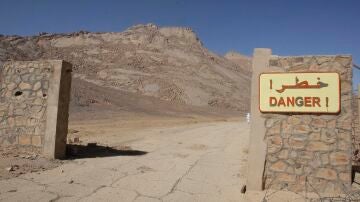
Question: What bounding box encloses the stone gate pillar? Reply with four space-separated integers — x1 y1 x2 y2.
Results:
0 60 72 159
247 50 353 194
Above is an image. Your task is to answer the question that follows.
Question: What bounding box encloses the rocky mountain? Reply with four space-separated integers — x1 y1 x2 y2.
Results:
0 24 251 113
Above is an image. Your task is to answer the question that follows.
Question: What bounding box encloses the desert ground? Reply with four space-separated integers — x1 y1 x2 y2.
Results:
0 108 252 202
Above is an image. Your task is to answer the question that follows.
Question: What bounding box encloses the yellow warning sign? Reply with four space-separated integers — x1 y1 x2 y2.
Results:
259 72 340 113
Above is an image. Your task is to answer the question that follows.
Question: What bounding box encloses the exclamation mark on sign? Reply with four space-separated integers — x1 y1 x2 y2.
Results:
270 79 272 90
326 97 329 107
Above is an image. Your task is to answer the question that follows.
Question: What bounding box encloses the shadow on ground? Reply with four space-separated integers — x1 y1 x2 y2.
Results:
66 144 148 159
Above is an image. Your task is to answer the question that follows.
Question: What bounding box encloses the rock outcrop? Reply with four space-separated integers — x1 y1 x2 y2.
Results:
224 51 252 73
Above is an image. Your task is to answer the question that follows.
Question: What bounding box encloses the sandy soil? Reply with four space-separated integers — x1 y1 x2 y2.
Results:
67 111 242 147
0 146 62 180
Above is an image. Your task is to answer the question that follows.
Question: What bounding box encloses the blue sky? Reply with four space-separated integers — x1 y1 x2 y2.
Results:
0 0 359 90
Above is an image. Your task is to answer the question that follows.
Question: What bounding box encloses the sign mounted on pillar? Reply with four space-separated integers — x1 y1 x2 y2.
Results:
259 72 340 113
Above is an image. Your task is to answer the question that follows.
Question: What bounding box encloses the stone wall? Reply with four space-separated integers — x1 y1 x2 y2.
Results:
264 55 353 193
353 88 360 164
0 60 72 158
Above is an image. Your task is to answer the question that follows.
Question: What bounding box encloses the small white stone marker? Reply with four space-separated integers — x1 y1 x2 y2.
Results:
246 113 250 124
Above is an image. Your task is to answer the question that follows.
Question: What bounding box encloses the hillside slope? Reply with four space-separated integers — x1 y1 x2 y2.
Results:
0 24 251 113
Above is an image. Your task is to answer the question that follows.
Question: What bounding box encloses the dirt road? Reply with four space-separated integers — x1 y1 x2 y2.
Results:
0 119 249 202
